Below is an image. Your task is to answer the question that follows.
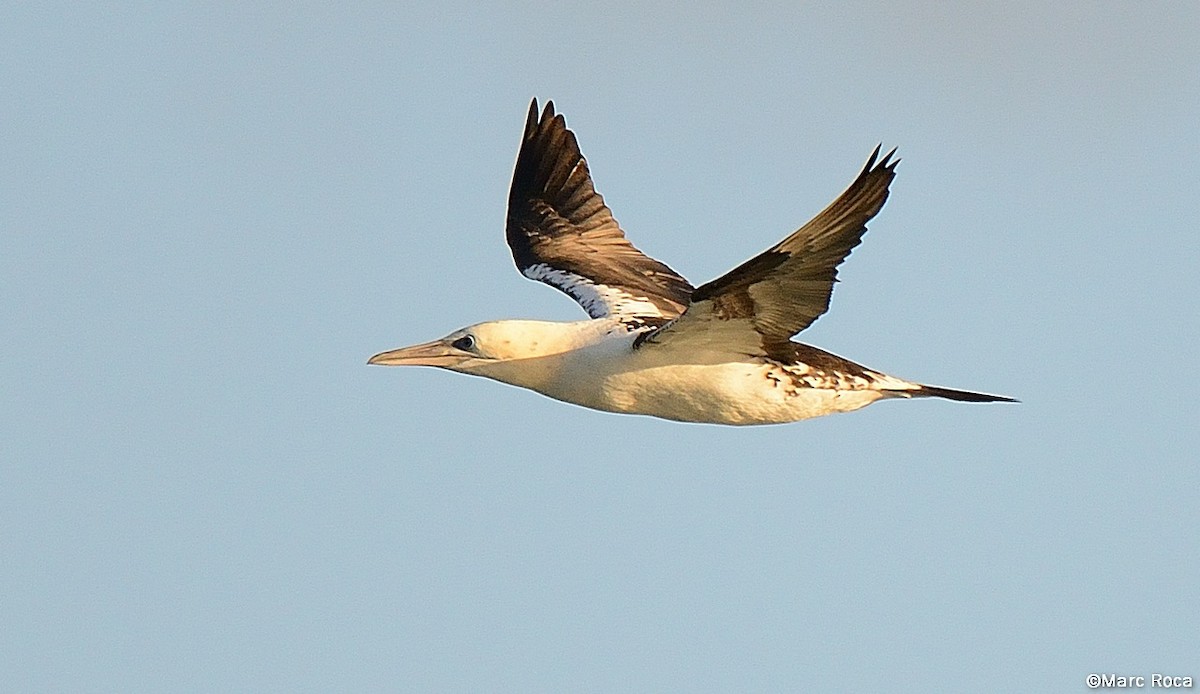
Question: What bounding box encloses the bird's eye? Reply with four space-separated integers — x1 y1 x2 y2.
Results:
451 335 476 351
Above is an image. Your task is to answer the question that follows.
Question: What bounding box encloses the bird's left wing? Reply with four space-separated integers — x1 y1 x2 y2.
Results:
506 100 693 327
638 147 898 357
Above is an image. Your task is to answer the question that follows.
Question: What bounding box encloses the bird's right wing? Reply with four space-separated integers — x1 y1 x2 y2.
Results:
637 147 898 359
506 100 694 327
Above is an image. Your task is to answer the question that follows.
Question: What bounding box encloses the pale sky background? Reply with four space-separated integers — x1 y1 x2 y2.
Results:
3 3 1198 692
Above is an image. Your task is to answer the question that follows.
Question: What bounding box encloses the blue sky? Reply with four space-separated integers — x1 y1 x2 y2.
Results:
3 3 1197 691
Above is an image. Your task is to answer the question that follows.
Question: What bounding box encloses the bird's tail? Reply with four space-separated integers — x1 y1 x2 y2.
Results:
910 384 1018 403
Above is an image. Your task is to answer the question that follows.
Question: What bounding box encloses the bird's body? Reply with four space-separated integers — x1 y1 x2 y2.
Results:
445 319 898 425
369 100 1015 425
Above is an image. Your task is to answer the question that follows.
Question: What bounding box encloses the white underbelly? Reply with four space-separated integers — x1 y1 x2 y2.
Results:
553 361 889 425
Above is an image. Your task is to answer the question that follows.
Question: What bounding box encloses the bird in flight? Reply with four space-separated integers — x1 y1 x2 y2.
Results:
369 100 1015 425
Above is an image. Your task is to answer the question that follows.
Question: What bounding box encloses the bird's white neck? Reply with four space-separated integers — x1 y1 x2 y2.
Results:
456 318 629 393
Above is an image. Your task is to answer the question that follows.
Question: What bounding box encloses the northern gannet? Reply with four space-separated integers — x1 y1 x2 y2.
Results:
369 100 1015 425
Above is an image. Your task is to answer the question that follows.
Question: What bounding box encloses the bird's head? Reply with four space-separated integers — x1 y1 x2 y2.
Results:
367 319 586 374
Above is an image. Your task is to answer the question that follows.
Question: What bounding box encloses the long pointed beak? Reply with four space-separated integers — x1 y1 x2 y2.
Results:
367 339 467 367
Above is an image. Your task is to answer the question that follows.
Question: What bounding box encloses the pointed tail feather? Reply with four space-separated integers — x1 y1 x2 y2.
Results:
914 384 1018 403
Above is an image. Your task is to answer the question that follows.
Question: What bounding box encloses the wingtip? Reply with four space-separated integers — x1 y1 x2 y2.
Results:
881 145 900 170
525 98 540 134
523 99 566 138
864 144 900 174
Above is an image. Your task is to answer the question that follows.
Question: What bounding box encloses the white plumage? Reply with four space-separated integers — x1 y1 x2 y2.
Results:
369 100 1015 425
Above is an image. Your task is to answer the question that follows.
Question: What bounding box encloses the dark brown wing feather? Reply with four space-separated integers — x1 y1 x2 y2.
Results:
506 100 693 323
641 147 898 356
